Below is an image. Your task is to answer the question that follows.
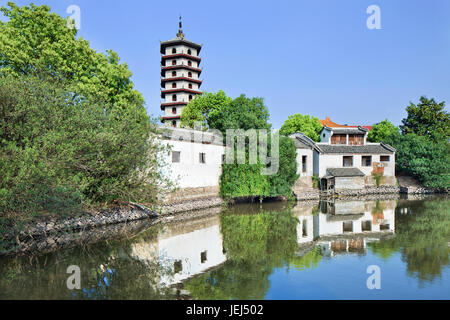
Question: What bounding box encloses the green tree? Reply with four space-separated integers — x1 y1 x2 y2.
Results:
0 73 167 217
0 2 143 111
180 90 232 128
367 119 399 142
279 113 323 142
400 96 450 141
386 133 450 188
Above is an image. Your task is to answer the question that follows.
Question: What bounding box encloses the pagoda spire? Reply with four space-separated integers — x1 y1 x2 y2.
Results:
176 15 184 38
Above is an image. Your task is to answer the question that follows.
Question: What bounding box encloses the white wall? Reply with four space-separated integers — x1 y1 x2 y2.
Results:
296 148 314 176
161 139 225 189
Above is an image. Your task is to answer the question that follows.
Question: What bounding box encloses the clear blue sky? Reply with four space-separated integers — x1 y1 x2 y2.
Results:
2 0 450 128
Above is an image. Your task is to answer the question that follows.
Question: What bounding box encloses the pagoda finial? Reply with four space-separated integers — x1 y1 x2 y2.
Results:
176 15 184 38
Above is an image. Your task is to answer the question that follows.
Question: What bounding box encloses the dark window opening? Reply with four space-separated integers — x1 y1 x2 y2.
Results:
187 49 192 55
362 156 372 167
171 71 176 77
380 155 390 162
302 155 307 173
188 72 192 78
343 221 353 233
172 48 176 54
199 153 206 164
200 251 207 263
172 83 177 88
343 156 353 167
189 95 193 101
188 61 192 66
188 83 193 89
172 60 177 66
380 224 390 231
174 260 182 273
172 120 177 127
172 107 177 114
172 151 180 163
302 220 308 237
362 220 372 231
172 94 177 101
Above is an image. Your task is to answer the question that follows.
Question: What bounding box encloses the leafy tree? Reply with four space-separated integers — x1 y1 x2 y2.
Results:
0 73 168 217
400 96 450 141
367 119 399 142
0 2 143 111
180 90 232 128
386 133 450 188
279 113 323 142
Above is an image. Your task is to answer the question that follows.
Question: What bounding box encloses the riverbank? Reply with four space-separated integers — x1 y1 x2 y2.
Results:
1 186 447 257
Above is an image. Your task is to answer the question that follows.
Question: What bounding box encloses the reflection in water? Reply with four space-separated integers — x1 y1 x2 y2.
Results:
0 197 448 299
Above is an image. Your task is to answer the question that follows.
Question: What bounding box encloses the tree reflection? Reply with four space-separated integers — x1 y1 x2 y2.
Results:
369 199 449 282
185 208 322 299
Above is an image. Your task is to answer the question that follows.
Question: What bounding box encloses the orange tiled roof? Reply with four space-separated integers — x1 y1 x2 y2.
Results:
320 117 373 131
319 117 352 128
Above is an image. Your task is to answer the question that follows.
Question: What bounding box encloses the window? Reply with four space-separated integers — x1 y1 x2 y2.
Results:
200 251 207 263
331 134 347 145
380 223 390 231
171 71 176 77
172 48 176 54
362 156 372 166
348 134 364 145
222 154 226 164
343 156 353 167
362 220 372 231
302 220 308 237
172 151 180 163
189 95 193 101
188 61 192 66
301 155 307 173
172 83 177 88
172 120 177 127
188 83 192 89
174 260 182 274
343 221 353 232
380 155 390 162
172 107 177 114
187 49 192 55
172 60 177 66
172 94 177 101
199 152 206 164
188 72 192 78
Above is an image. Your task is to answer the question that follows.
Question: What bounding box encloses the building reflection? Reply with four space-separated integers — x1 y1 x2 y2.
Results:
293 200 396 257
130 214 227 286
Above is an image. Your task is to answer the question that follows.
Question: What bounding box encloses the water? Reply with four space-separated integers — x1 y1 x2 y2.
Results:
0 196 449 300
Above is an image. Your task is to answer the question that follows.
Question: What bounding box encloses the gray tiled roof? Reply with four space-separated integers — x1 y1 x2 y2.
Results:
316 143 395 154
326 168 365 177
330 128 365 134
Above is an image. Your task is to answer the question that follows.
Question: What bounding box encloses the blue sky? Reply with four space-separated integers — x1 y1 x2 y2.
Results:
2 0 449 128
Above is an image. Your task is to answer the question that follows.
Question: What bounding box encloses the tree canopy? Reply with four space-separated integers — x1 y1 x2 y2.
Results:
0 2 143 111
279 113 323 142
367 119 399 142
400 96 450 141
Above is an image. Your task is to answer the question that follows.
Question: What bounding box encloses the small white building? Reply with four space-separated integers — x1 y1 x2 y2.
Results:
314 126 396 191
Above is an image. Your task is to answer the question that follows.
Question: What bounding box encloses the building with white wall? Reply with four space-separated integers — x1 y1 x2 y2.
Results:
314 126 396 191
160 18 203 127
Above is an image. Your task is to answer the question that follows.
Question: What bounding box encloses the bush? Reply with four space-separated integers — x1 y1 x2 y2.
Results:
0 74 167 216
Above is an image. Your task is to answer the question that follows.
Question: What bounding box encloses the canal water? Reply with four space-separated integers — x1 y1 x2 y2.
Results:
0 196 449 300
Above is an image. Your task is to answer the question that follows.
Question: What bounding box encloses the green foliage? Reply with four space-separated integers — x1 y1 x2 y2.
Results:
386 132 450 188
369 199 450 282
367 119 399 142
280 113 323 142
0 73 167 216
267 136 299 197
400 96 450 141
0 2 143 110
180 90 232 129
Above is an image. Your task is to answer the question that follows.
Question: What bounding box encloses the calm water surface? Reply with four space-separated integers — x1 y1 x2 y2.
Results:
0 197 449 300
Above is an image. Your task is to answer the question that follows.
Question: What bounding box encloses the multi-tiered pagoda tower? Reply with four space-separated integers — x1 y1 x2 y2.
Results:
160 17 203 127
